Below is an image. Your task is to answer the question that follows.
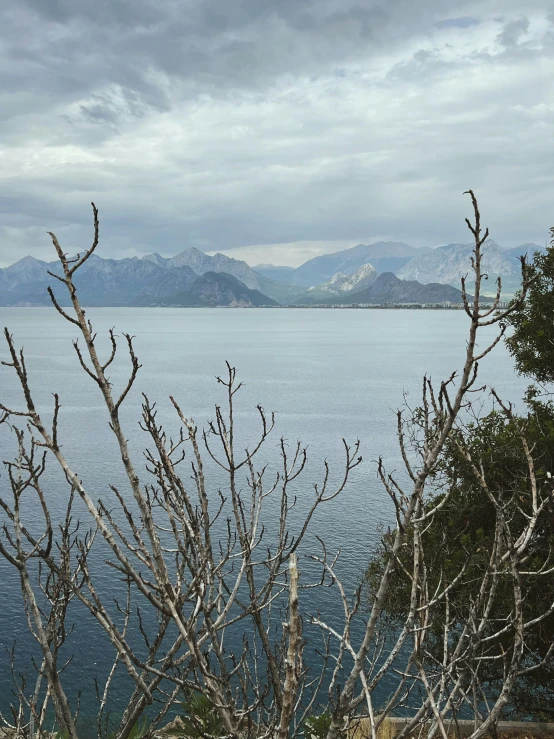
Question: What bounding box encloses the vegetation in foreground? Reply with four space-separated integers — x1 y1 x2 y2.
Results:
0 193 552 739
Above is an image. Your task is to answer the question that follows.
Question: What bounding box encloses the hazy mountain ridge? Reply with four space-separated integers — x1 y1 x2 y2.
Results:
397 240 545 288
0 255 199 306
139 248 298 303
141 248 262 290
295 272 470 305
70 255 199 305
253 264 296 283
0 239 544 307
136 272 278 307
253 240 544 294
283 242 430 287
0 253 273 307
503 243 547 259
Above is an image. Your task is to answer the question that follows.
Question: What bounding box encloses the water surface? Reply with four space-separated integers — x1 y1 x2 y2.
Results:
0 307 526 729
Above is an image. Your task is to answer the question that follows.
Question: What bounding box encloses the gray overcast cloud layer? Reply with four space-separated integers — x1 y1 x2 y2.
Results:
1 0 553 266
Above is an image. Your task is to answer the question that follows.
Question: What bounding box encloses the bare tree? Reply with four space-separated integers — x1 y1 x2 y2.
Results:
0 191 550 739
309 191 543 739
0 203 361 739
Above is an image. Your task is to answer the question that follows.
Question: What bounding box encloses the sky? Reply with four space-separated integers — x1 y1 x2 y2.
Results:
1 0 553 268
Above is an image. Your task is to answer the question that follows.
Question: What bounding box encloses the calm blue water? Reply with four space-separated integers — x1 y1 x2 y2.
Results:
0 307 527 732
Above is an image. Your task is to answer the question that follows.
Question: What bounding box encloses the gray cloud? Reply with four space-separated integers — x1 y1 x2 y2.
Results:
497 17 531 46
435 17 480 28
0 0 553 267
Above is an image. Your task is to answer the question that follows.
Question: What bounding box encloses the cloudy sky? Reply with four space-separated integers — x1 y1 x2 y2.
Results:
1 0 553 268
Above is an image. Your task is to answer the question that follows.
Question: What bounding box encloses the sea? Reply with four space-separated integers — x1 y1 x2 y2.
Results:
0 307 528 733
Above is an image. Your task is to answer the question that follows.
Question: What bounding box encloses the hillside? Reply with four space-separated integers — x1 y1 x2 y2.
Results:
253 264 296 282
253 240 545 295
141 249 299 304
295 263 378 301
141 248 262 290
138 272 278 307
0 255 198 306
0 254 278 308
141 249 299 303
285 242 430 286
397 241 545 294
294 272 468 305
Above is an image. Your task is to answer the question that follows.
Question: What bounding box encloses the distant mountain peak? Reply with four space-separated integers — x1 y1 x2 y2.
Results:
397 239 512 285
141 252 167 265
327 262 378 291
285 241 426 287
7 255 48 271
503 243 546 259
349 262 377 280
182 246 205 255
141 271 278 308
253 263 294 270
303 262 378 299
146 248 264 290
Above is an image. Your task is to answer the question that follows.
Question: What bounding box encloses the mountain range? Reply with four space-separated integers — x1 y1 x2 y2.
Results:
142 248 261 289
0 252 279 308
135 272 277 308
257 240 544 297
293 271 468 306
0 239 544 308
396 240 543 294
255 242 431 287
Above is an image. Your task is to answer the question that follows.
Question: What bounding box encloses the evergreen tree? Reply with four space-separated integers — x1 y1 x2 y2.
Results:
506 227 554 392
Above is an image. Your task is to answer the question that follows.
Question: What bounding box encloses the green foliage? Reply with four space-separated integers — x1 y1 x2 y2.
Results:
108 715 149 739
179 690 225 738
366 402 554 720
303 712 337 739
506 228 554 388
128 716 150 739
368 225 554 717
